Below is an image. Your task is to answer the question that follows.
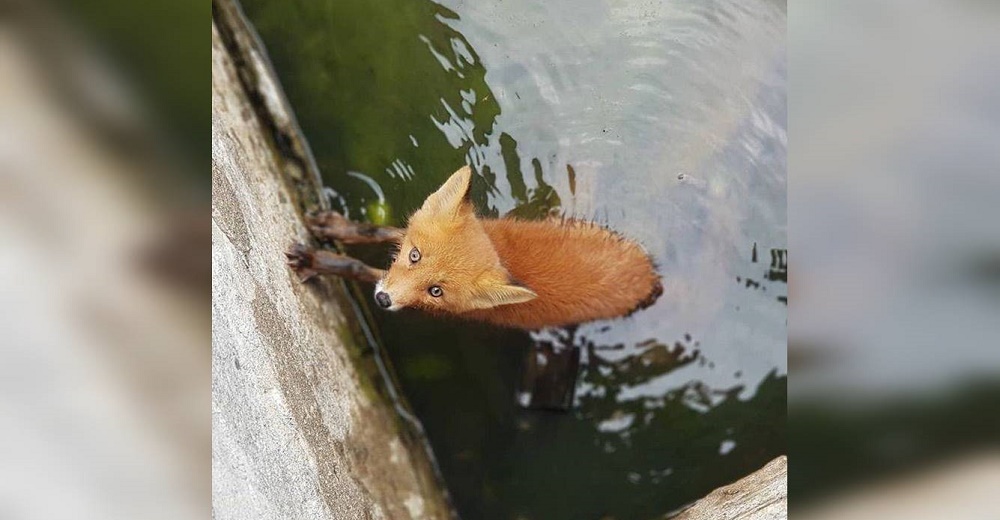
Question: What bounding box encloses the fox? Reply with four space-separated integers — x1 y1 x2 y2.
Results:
287 166 662 330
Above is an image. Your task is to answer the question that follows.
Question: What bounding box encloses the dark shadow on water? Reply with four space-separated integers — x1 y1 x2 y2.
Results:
240 0 494 218
374 311 785 520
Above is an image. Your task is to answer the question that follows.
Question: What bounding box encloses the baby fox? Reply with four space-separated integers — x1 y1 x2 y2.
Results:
288 166 661 329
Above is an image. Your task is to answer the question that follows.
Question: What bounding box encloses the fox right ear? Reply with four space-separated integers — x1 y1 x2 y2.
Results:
422 166 472 216
467 283 538 310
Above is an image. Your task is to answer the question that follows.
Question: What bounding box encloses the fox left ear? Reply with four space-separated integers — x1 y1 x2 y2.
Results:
422 166 473 216
467 282 538 310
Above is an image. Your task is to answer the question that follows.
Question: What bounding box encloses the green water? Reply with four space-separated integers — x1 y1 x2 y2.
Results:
239 0 786 518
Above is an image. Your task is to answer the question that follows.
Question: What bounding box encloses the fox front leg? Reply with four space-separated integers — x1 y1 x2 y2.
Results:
285 243 384 284
307 210 403 245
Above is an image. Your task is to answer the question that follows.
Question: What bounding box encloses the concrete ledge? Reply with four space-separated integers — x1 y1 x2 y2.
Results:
211 15 452 519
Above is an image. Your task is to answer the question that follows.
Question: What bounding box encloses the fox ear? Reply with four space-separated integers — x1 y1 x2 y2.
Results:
467 282 537 310
422 166 473 216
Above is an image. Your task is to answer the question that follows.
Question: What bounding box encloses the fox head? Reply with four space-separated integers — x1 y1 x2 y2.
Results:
374 166 537 314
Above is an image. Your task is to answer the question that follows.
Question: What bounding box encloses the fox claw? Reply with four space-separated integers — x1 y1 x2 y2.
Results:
306 210 349 238
285 242 385 284
285 244 318 282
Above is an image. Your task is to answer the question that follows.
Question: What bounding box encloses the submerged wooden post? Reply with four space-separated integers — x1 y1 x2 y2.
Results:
211 4 452 518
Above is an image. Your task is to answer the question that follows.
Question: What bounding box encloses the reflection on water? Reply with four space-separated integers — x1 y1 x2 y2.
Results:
239 0 785 517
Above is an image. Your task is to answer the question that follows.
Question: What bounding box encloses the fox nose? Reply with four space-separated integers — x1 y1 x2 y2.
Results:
375 291 392 309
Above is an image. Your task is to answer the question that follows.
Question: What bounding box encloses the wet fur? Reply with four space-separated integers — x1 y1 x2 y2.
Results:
466 218 662 328
377 167 661 329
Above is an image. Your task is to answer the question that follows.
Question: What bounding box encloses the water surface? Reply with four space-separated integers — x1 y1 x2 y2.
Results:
240 0 786 517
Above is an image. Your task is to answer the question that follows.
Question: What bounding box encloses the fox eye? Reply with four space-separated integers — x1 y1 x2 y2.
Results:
409 247 421 263
428 285 443 298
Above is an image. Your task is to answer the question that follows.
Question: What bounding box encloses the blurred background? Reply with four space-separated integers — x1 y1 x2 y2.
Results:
0 0 208 519
0 0 997 519
789 1 1000 518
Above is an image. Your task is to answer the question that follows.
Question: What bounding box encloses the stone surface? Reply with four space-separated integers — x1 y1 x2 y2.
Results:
670 456 787 520
211 20 451 520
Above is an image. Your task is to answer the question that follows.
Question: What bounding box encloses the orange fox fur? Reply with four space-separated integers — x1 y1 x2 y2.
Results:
375 166 662 329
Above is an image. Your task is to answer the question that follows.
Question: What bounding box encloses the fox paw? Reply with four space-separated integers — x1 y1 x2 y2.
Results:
285 243 319 282
306 210 351 240
307 210 402 244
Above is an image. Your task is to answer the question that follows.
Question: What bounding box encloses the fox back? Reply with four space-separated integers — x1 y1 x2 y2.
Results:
374 167 662 329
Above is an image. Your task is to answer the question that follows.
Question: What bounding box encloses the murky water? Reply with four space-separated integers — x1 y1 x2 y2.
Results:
239 0 786 517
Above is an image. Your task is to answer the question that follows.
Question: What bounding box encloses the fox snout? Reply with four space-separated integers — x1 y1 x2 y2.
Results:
373 280 403 311
374 290 392 309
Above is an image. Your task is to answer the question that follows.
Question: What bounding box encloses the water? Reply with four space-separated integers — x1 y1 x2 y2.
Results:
238 0 786 517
